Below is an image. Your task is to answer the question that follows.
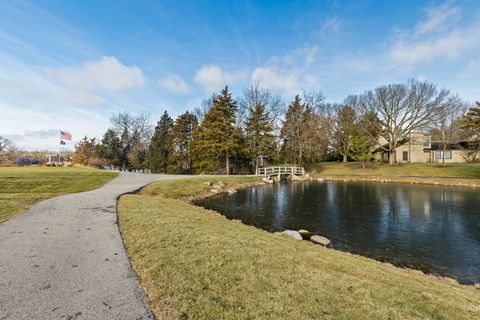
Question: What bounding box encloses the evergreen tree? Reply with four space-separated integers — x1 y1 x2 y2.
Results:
98 129 122 169
191 86 239 174
244 102 276 174
148 111 173 173
280 95 304 165
167 111 198 174
333 105 357 163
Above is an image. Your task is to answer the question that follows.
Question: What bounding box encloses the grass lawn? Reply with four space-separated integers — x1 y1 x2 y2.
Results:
0 166 118 223
118 177 480 320
307 162 480 177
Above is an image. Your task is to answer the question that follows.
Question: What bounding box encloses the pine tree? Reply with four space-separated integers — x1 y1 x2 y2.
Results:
191 86 239 174
244 102 276 174
280 95 304 165
98 129 122 169
167 111 198 174
148 111 173 173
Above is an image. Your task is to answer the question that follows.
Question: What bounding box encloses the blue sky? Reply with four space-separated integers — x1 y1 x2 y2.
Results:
1 0 479 150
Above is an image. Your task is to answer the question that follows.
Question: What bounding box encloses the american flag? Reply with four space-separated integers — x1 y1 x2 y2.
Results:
60 131 72 141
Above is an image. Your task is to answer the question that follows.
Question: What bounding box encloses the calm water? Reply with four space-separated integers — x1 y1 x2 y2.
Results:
195 181 480 284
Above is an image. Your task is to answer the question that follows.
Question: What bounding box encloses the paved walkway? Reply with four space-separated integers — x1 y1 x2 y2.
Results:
0 173 184 320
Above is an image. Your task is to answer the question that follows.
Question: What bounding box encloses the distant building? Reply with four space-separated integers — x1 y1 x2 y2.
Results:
376 132 474 163
46 154 73 165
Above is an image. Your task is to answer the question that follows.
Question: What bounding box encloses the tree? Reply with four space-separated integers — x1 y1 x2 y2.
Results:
98 129 122 169
281 95 304 165
148 111 173 173
244 101 277 174
111 111 152 170
0 136 20 165
358 80 451 164
430 96 466 166
167 111 198 174
73 136 97 166
280 93 328 165
191 86 239 174
351 112 381 168
460 101 480 162
333 103 357 162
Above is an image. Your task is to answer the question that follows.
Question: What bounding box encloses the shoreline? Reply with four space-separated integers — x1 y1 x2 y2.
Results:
185 178 479 287
311 173 480 188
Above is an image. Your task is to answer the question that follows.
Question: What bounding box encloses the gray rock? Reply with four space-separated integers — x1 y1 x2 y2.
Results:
210 189 220 194
262 177 274 184
227 188 237 194
203 181 212 186
281 230 303 240
298 229 313 239
212 183 224 190
310 235 331 246
217 181 226 187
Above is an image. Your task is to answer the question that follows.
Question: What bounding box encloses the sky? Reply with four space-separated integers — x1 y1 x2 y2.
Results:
0 0 479 151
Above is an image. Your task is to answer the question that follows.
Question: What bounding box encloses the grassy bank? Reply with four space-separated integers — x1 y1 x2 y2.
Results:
118 177 480 320
307 162 480 188
0 166 118 223
308 162 480 177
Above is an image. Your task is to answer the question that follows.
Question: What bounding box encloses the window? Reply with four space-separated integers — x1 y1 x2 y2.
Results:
435 150 452 160
423 135 430 147
403 151 408 161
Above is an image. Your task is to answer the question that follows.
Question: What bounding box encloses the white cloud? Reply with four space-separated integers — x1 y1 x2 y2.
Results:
158 73 190 94
321 18 342 33
250 45 320 96
45 56 147 92
194 65 246 93
389 3 480 67
415 3 461 35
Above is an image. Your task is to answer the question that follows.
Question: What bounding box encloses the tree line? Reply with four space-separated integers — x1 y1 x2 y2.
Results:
72 80 480 173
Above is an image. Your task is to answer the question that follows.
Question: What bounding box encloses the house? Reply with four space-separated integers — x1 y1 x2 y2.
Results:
377 132 472 163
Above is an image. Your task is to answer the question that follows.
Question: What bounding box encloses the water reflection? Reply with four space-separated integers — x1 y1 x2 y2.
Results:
195 181 480 284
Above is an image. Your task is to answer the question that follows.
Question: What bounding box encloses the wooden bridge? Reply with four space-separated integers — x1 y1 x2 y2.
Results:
257 166 306 180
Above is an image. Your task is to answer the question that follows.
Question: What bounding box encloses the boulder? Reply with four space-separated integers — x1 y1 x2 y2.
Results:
212 183 224 190
281 230 303 240
217 181 226 187
298 229 313 239
210 189 220 194
262 177 274 184
227 188 237 194
203 181 212 186
310 235 331 246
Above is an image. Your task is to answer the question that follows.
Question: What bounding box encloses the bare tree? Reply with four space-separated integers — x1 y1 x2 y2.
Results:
193 94 215 123
0 137 21 164
239 83 284 130
430 95 466 166
358 80 450 164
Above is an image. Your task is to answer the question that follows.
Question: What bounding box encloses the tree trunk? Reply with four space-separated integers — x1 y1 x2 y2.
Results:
255 156 259 175
226 152 230 175
342 153 348 163
388 151 395 165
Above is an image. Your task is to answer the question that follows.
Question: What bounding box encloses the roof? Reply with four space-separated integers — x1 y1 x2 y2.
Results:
427 141 477 151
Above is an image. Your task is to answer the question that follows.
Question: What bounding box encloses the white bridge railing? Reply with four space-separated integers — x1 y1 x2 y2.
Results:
257 166 305 177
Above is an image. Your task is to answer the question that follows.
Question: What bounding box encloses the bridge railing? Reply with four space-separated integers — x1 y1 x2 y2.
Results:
257 166 305 177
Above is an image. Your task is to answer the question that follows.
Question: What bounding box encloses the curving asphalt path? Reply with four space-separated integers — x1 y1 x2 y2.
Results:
0 172 185 320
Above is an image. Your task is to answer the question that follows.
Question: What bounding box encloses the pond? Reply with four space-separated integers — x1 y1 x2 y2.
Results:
195 181 480 284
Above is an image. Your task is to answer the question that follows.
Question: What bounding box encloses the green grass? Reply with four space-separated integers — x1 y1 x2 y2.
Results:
307 162 480 177
139 176 260 200
0 166 118 223
118 177 480 320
